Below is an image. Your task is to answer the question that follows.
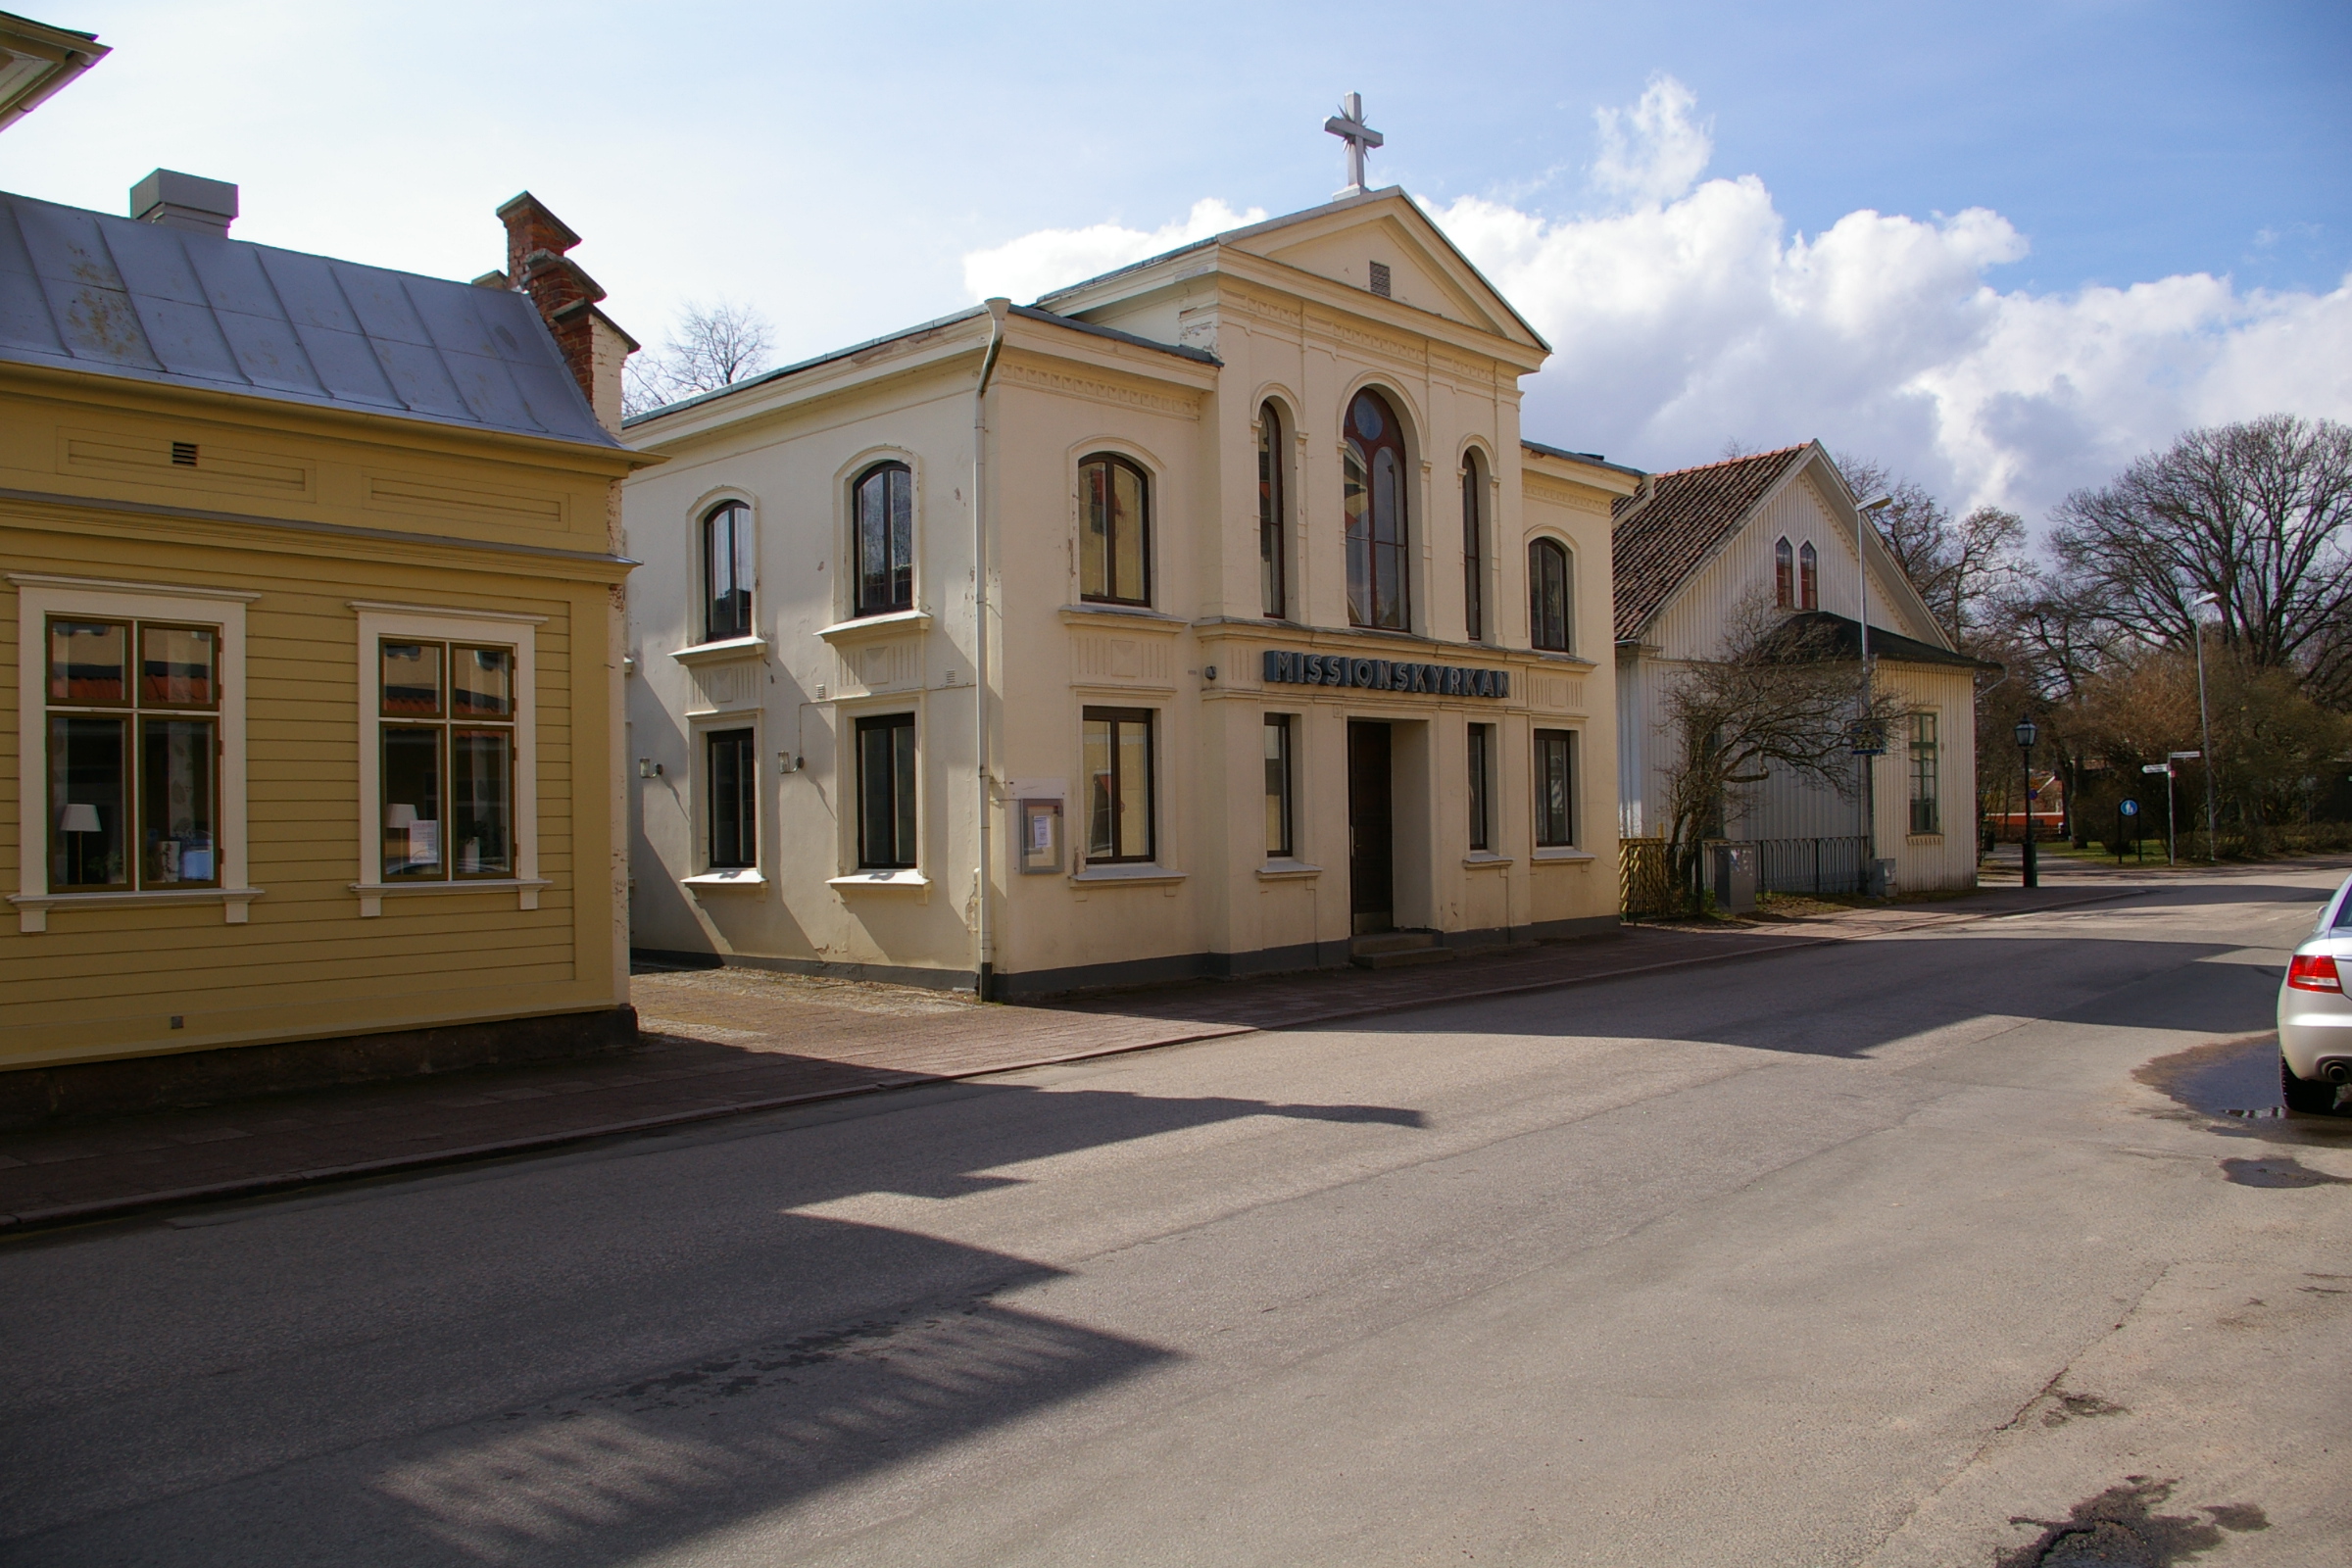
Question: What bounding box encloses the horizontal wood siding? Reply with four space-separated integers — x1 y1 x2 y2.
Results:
0 506 620 1070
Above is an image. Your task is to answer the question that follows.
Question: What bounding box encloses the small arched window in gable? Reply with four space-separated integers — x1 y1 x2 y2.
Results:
1774 537 1794 609
853 462 914 617
1080 454 1151 606
1799 541 1820 611
703 501 754 642
1529 537 1572 653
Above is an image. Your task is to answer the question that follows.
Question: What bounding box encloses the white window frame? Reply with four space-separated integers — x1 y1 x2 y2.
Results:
11 573 260 932
351 602 546 917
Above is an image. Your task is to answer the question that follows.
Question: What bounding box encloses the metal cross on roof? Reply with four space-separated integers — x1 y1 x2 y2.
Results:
1324 92 1384 195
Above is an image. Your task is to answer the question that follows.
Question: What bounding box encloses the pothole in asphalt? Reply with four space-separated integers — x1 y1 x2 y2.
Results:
1996 1479 2266 1567
2220 1155 2350 1188
2133 1035 2352 1135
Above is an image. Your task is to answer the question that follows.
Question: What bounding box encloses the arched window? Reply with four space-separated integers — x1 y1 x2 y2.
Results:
1344 388 1409 630
1774 537 1794 609
1257 405 1286 618
1799 541 1820 610
702 501 753 642
853 462 913 617
1529 537 1572 652
1461 451 1486 641
1080 454 1151 606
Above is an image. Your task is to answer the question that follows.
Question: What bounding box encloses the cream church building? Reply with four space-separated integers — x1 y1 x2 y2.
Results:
620 185 1632 994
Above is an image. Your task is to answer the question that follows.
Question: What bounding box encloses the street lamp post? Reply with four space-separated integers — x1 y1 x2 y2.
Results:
1852 491 1893 873
2192 593 2220 861
2016 716 2039 889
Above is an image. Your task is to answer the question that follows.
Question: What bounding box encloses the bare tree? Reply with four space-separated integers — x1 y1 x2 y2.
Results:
2048 414 2352 707
622 300 778 418
1837 456 2029 649
1657 594 1860 910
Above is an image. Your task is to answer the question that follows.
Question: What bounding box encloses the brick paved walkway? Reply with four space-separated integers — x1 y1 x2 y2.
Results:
0 882 2145 1231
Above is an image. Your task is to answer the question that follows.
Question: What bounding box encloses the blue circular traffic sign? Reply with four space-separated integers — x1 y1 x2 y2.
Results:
2119 799 2139 816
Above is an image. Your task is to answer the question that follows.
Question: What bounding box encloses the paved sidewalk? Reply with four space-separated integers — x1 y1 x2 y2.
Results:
0 881 2145 1232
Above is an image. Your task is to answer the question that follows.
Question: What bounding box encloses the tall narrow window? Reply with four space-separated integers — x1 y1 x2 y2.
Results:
856 713 919 868
1258 406 1287 618
1529 538 1572 653
1082 707 1154 862
1467 723 1494 852
378 639 515 881
704 502 754 642
1535 728 1576 848
1461 454 1486 641
46 617 221 891
1080 455 1151 606
853 463 914 616
1909 710 1940 835
1344 388 1410 630
707 728 757 870
1775 537 1794 608
1799 542 1820 611
1263 713 1294 858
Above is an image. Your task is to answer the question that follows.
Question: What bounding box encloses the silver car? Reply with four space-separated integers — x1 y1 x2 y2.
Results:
2279 870 2352 1113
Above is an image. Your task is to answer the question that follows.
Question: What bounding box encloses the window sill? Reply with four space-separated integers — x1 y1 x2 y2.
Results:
1906 833 1944 844
1070 862 1186 886
818 610 932 644
1462 853 1514 870
1256 858 1323 881
1531 846 1595 863
670 636 768 668
13 887 264 933
682 869 766 894
352 878 551 917
1526 649 1596 669
1058 604 1187 633
827 868 931 894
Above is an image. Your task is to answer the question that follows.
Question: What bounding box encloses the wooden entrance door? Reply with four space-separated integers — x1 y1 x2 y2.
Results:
1348 719 1394 934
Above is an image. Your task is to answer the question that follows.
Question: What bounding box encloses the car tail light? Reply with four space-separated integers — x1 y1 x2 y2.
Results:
2287 954 2343 993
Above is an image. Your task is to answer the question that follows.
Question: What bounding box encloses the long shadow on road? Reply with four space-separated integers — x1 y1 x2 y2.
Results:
0 1084 1425 1567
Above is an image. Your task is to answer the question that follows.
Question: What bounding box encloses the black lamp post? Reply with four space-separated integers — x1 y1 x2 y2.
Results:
2016 716 2039 889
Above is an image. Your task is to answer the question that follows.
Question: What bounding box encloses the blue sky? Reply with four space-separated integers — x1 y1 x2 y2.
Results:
7 0 2349 518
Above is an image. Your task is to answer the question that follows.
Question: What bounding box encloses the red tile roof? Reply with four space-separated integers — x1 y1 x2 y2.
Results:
1610 444 1811 641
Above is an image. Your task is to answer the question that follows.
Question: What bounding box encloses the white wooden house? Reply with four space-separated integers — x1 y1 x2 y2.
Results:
1612 443 1986 895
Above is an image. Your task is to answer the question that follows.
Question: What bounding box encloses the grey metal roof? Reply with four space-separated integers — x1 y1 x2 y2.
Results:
622 303 1211 429
1521 439 1643 478
0 188 618 448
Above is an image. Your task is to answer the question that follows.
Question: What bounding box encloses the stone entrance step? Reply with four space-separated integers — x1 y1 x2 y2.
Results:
1351 930 1455 969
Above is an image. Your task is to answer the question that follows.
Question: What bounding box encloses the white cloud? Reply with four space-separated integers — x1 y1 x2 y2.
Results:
1437 172 2352 519
961 198 1266 305
1590 74 1712 209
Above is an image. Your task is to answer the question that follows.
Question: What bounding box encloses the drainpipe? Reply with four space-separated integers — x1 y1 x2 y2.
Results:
973 298 1011 999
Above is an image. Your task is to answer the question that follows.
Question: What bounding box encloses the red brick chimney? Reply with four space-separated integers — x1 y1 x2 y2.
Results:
487 191 636 435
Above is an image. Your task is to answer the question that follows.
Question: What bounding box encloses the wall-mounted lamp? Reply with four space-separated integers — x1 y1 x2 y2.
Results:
779 753 804 774
637 759 662 779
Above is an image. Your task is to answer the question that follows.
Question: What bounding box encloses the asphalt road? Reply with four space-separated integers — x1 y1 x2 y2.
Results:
4 867 2348 1566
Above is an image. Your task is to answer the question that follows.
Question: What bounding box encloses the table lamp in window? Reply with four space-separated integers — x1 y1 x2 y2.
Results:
60 802 101 885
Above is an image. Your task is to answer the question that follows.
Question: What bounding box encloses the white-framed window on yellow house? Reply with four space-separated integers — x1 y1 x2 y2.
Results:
351 603 544 917
1909 710 1940 835
10 574 257 933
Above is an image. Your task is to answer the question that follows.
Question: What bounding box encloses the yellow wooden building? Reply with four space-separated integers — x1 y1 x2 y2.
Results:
0 177 653 1118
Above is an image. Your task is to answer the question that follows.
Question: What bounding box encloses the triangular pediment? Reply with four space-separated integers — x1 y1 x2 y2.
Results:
1223 192 1544 349
1037 188 1547 357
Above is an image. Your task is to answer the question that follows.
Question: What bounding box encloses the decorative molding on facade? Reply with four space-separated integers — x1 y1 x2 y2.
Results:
997 363 1202 421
